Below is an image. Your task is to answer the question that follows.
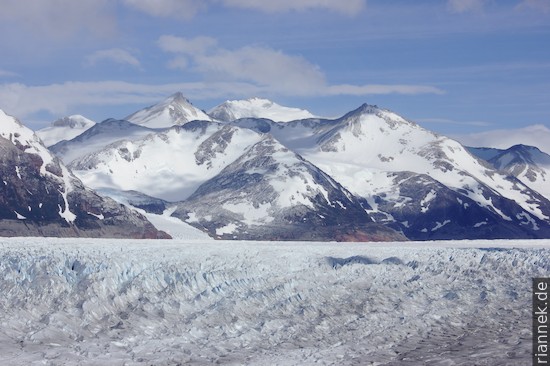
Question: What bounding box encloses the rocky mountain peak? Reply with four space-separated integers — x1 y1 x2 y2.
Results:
124 93 211 128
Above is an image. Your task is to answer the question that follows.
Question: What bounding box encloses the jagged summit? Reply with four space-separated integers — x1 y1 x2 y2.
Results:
338 103 420 128
169 91 190 103
209 97 316 122
125 92 212 129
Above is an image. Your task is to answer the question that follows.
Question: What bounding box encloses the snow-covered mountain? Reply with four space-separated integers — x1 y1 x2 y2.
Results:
125 92 212 128
6 93 550 241
67 118 403 240
232 104 550 239
0 110 168 238
209 97 316 122
68 121 266 202
50 119 157 164
465 146 503 161
172 135 405 241
36 115 95 146
485 145 550 201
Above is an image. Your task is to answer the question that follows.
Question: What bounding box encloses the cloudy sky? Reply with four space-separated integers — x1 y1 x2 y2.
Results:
0 0 549 146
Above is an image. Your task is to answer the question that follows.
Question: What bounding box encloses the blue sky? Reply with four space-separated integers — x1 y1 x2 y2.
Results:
0 0 549 144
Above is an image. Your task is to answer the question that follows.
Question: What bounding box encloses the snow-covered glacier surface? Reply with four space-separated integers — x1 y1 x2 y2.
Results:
1 239 548 365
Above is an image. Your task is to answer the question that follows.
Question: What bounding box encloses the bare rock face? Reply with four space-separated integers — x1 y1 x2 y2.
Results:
0 110 169 239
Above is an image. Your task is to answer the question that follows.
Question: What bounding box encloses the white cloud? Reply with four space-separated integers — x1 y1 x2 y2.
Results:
159 35 326 95
517 0 550 13
447 0 486 13
123 0 365 18
326 84 445 96
0 69 18 78
220 0 366 15
0 77 444 126
167 57 189 70
453 124 550 154
158 35 443 97
194 46 327 95
122 0 205 19
0 81 267 121
417 118 492 127
158 35 218 54
85 49 142 69
0 0 115 41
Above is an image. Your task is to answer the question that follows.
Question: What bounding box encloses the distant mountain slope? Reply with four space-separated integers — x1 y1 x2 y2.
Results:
0 110 169 238
172 135 405 241
36 115 95 146
209 97 315 122
465 146 504 161
455 124 550 156
50 119 156 164
125 92 212 128
487 145 550 201
69 121 265 202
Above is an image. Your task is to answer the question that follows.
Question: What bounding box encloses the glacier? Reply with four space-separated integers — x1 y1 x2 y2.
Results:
1 238 548 365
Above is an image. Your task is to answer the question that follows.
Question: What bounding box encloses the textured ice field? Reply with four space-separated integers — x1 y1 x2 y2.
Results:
0 238 549 365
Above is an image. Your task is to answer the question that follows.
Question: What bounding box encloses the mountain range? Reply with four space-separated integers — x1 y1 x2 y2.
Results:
4 93 550 240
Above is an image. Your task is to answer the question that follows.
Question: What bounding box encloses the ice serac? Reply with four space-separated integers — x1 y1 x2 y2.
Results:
0 109 169 239
209 97 316 122
253 103 550 239
171 135 406 241
36 115 96 147
125 92 212 128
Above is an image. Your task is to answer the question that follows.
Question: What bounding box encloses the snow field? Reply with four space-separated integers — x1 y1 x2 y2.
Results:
74 125 263 202
210 98 315 122
0 239 548 365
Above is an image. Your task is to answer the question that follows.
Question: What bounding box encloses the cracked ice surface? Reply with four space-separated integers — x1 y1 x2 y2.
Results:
0 238 548 365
